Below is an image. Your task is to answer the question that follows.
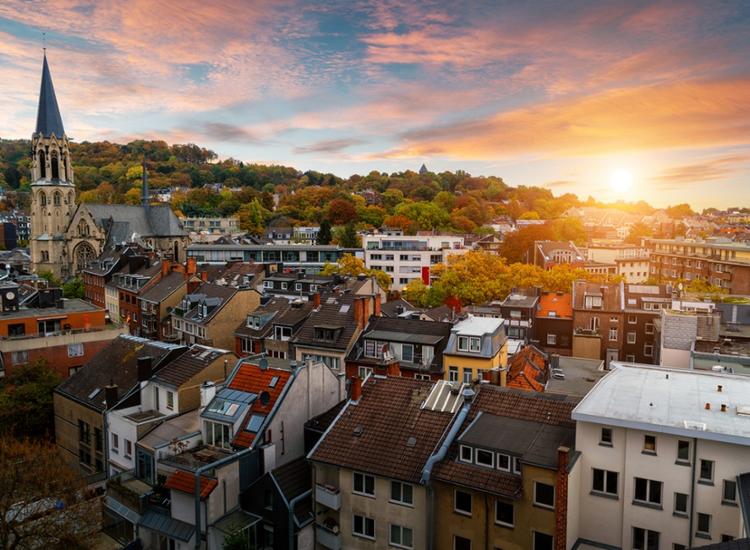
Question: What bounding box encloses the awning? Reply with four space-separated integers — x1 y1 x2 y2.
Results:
103 496 140 525
139 509 194 542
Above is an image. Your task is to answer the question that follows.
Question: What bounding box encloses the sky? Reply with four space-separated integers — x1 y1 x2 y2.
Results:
1 0 749 209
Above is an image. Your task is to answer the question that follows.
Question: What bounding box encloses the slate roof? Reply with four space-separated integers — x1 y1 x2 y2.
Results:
137 271 184 303
689 539 750 550
305 401 346 435
380 298 417 317
309 376 456 484
151 345 234 388
270 457 313 525
176 283 237 325
35 54 65 138
55 335 185 411
507 345 548 392
234 299 313 339
82 203 186 247
165 470 218 500
226 361 293 448
431 385 576 497
293 294 362 351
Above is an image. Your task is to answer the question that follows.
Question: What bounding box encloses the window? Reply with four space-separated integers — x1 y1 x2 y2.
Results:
546 333 557 345
7 323 25 337
459 445 473 463
674 492 688 516
533 532 553 550
358 366 373 379
462 367 473 384
600 427 613 446
353 472 375 496
352 514 375 540
634 477 662 506
626 354 636 363
633 527 660 550
495 500 514 527
645 323 654 334
497 453 510 471
475 449 494 468
699 459 714 483
454 536 471 550
608 328 617 341
205 421 232 449
390 481 413 506
280 282 288 290
592 468 618 496
513 457 522 474
454 489 472 515
11 351 28 365
610 316 618 323
166 391 174 411
584 295 602 309
676 440 690 463
722 480 737 504
628 315 637 324
644 344 653 357
124 439 132 459
457 336 481 352
643 435 656 454
401 344 414 363
533 482 555 509
696 513 711 537
627 332 637 344
112 433 119 453
389 524 413 549
449 367 458 382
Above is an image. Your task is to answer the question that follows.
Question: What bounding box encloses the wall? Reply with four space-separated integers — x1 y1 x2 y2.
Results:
53 392 103 475
572 334 601 360
207 289 261 350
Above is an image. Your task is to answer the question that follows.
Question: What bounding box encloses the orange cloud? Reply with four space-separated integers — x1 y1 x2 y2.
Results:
651 153 750 187
386 78 750 159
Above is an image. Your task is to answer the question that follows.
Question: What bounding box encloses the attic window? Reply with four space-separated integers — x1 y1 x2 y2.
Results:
314 327 338 341
548 311 557 318
269 376 279 388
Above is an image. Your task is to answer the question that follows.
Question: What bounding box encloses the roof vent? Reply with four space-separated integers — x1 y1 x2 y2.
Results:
353 426 364 437
406 436 417 447
260 391 270 406
259 357 268 370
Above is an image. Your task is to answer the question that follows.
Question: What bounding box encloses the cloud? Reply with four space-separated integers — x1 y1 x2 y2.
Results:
294 137 366 154
386 77 750 159
544 180 576 188
651 153 750 186
200 122 258 143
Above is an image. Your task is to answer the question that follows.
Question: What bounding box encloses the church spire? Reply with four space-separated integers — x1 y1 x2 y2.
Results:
35 52 65 138
141 157 150 210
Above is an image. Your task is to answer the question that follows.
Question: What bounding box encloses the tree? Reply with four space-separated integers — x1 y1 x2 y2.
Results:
327 199 357 225
500 224 554 263
334 223 361 248
665 203 695 219
317 219 332 245
0 361 61 439
62 278 84 299
36 270 61 288
320 254 390 290
222 529 254 550
0 438 96 549
237 199 270 235
625 221 652 245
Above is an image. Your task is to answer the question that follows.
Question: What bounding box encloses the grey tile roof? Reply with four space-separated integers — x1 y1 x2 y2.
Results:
139 508 194 542
140 271 186 303
292 294 362 351
151 345 234 388
82 203 186 247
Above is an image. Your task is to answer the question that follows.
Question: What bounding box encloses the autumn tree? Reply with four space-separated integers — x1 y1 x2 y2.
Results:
625 221 652 245
333 223 361 248
321 254 390 290
327 199 357 225
237 199 270 235
0 438 97 549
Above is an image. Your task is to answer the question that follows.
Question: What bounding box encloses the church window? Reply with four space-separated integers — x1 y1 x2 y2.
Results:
78 220 90 237
54 191 62 206
74 242 96 272
38 150 46 179
51 151 59 180
41 251 49 262
40 192 47 207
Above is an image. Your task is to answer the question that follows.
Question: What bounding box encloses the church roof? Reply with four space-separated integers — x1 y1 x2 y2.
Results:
35 54 65 138
82 204 187 245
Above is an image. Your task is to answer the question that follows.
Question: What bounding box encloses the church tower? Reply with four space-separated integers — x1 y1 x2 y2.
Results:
30 53 77 278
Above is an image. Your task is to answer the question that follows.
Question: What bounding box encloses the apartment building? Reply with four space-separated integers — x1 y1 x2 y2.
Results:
570 363 750 548
234 297 314 359
572 281 671 367
535 292 573 356
181 216 240 235
81 243 151 308
443 316 508 384
139 270 188 340
112 259 164 332
361 233 467 291
500 288 540 342
308 376 464 550
646 238 750 294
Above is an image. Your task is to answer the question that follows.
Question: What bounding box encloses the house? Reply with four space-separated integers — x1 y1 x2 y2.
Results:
171 283 261 349
106 344 237 476
345 316 453 380
536 291 574 356
570 363 750 548
442 316 508 384
430 385 577 550
500 288 540 342
292 293 378 372
262 273 336 300
527 241 585 270
81 243 151 309
505 344 548 392
0 283 127 379
53 335 186 479
112 259 164 333
308 376 464 550
139 270 189 340
234 297 314 359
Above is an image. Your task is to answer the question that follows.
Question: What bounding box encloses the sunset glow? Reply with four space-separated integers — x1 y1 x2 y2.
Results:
610 169 634 195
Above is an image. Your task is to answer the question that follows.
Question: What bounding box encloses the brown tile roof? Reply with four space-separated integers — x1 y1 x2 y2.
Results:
507 345 548 392
165 470 217 499
292 294 362 351
310 377 455 484
152 345 235 388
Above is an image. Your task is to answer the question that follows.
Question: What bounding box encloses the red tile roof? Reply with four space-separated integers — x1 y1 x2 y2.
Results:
165 470 218 500
228 361 292 448
537 292 572 318
507 345 548 393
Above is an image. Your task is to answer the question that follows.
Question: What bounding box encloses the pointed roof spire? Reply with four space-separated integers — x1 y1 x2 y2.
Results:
141 157 150 210
35 52 65 138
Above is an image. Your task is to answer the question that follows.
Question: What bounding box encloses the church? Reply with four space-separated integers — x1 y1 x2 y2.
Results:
29 54 188 279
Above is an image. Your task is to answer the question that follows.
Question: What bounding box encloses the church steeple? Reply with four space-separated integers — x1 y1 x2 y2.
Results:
35 52 65 138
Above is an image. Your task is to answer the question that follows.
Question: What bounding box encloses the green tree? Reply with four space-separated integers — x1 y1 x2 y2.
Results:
334 223 361 248
317 219 332 245
37 270 61 288
0 360 60 439
321 254 390 290
237 199 270 235
62 277 84 299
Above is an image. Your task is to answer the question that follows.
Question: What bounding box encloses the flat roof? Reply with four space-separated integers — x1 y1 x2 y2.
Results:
453 316 504 336
573 362 750 445
545 356 606 400
0 298 101 320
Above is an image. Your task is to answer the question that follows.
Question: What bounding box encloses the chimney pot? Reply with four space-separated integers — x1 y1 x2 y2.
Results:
721 403 728 412
313 292 321 308
705 402 711 410
717 384 723 392
104 384 119 409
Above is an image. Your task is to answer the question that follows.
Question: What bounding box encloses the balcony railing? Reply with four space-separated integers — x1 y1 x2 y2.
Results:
574 328 601 337
315 484 341 510
316 523 342 550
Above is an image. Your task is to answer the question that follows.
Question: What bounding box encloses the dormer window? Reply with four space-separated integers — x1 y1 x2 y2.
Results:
263 280 273 289
280 282 288 290
459 445 473 463
314 327 338 341
497 453 511 471
246 316 261 329
457 336 481 353
584 295 602 309
295 283 302 291
475 449 494 468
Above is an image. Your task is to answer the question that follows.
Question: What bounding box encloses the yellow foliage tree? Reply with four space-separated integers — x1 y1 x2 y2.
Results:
320 254 391 290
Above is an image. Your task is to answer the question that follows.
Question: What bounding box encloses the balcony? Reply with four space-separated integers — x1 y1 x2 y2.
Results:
315 483 341 510
574 328 601 337
316 522 342 550
106 470 153 515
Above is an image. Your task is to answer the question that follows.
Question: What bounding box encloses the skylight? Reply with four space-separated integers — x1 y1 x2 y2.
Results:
269 376 279 388
207 399 239 417
88 388 101 400
245 414 265 433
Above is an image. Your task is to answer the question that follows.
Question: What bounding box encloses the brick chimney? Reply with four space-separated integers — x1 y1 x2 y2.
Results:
554 446 569 550
312 292 321 308
186 257 197 277
374 293 382 317
350 376 362 401
137 356 153 382
386 362 400 377
104 383 119 409
160 259 170 277
200 271 208 282
353 298 364 330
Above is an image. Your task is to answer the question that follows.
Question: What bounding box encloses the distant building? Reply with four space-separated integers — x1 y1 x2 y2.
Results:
527 240 585 270
500 288 540 342
181 216 240 235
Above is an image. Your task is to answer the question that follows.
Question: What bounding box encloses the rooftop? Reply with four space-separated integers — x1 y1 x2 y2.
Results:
537 292 573 318
152 345 233 388
545 356 607 400
0 297 101 321
452 316 504 336
573 363 750 445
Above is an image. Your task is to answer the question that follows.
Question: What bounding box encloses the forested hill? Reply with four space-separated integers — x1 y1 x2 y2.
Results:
0 137 678 236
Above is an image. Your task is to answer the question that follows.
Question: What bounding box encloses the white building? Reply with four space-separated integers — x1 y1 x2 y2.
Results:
361 233 467 291
570 363 750 549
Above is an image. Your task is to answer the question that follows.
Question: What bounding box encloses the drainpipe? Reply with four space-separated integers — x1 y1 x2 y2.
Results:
688 437 697 547
288 489 312 550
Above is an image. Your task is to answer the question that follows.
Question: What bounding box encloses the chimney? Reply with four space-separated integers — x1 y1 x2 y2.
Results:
554 446 570 550
720 403 728 412
161 259 171 277
104 383 119 409
137 356 153 382
386 362 400 377
353 298 364 330
374 293 382 317
186 257 197 277
717 384 723 392
200 381 216 408
313 292 321 308
200 271 208 283
350 376 362 401
705 402 711 410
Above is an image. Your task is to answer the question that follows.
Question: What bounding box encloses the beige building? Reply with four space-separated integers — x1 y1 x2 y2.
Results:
29 54 188 279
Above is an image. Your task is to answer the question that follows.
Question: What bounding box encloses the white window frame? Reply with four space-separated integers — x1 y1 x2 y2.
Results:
627 332 636 344
533 481 555 509
495 500 514 528
496 453 511 472
453 489 472 516
546 333 557 346
166 391 174 411
459 445 473 464
390 480 414 506
448 366 458 382
67 343 85 357
475 448 494 468
353 471 375 497
352 514 375 540
592 468 618 496
389 524 413 549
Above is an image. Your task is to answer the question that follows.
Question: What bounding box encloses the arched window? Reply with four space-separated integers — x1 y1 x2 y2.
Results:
54 191 62 206
40 191 47 207
41 251 49 262
78 220 90 237
38 150 46 179
74 242 96 272
51 151 59 180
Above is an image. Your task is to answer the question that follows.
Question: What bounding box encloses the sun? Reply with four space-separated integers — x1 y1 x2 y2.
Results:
610 168 634 194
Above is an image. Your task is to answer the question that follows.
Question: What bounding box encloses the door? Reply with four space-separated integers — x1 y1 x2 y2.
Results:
606 348 619 368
